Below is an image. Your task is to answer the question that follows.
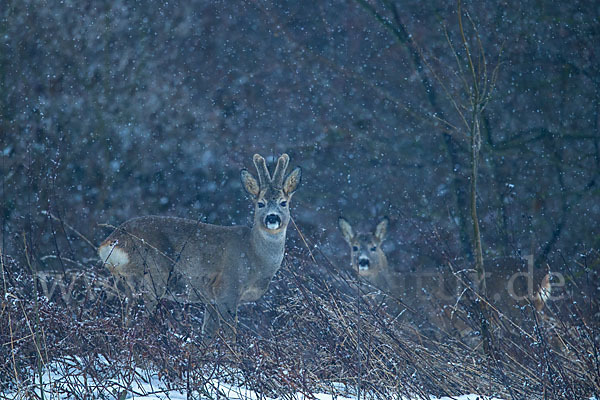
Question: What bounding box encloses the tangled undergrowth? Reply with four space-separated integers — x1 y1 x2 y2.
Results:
1 237 599 399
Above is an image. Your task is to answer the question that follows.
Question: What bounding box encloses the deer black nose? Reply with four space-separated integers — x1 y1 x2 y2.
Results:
358 258 370 267
265 214 282 230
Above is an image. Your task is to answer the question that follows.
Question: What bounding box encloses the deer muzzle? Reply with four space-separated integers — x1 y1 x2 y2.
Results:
265 214 282 230
358 256 370 271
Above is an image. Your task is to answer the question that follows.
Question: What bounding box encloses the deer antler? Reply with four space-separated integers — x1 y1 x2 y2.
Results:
253 154 271 187
272 153 290 188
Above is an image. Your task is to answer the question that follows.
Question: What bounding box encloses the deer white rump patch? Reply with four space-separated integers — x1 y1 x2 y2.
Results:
98 242 130 268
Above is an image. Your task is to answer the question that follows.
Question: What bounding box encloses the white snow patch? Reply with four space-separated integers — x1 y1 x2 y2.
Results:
3 360 507 400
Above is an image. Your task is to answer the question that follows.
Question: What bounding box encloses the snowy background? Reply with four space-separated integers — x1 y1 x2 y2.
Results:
1 0 599 398
2 0 598 266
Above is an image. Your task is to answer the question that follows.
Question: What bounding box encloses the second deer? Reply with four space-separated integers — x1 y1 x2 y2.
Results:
338 217 552 337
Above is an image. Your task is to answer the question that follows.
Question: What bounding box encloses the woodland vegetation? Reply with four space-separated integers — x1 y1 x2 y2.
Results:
1 0 599 398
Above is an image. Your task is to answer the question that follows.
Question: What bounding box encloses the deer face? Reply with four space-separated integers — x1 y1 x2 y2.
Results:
241 154 301 234
339 217 389 276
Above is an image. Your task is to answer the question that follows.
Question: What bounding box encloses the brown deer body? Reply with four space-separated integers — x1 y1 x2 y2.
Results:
338 217 551 337
98 154 301 339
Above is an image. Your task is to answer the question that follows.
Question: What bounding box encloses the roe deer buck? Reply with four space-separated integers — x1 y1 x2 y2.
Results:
98 153 301 340
338 217 552 336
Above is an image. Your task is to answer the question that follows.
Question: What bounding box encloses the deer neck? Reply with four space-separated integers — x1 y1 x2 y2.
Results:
250 223 287 271
372 254 389 275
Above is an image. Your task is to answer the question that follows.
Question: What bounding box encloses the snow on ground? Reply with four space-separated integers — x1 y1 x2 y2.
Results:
5 377 504 400
4 361 503 400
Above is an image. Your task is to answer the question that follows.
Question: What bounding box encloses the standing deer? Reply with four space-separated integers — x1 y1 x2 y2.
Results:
338 217 552 337
98 153 301 340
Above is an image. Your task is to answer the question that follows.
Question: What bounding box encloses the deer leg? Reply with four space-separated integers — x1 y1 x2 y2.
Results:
139 266 170 316
141 291 159 315
201 303 220 341
215 300 238 340
201 300 238 343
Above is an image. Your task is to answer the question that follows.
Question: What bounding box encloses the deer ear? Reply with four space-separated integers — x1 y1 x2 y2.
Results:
241 169 260 197
374 218 389 243
338 217 354 244
283 166 301 196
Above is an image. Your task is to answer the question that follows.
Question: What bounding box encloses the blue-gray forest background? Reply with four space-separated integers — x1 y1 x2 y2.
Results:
1 0 598 273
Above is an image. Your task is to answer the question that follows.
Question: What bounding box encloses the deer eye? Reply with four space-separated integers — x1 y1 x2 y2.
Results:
352 246 359 251
280 201 287 207
370 246 377 252
258 202 265 208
